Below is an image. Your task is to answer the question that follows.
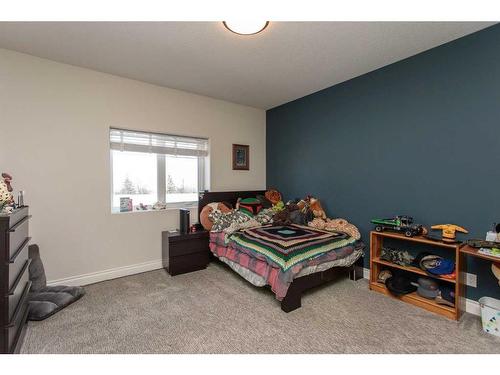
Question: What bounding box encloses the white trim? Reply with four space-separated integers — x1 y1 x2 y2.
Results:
362 267 481 316
464 298 481 316
47 260 163 287
363 267 370 280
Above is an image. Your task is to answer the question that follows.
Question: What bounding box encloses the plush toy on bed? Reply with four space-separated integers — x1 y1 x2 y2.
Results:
264 189 285 212
272 201 314 226
297 195 326 220
236 197 263 217
200 202 233 231
271 202 298 225
308 217 361 240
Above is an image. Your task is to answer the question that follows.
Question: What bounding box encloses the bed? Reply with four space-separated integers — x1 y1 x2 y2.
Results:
199 190 364 312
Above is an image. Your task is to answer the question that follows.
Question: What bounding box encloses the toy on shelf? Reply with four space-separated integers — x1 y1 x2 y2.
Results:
430 224 468 243
371 215 427 237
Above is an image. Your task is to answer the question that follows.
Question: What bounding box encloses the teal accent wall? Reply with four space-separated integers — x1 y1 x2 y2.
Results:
267 24 500 301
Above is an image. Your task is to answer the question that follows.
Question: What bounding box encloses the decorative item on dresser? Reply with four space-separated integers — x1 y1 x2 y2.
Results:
0 206 31 354
162 230 210 276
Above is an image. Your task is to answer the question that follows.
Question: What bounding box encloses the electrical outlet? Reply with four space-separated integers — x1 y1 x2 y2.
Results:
465 273 477 288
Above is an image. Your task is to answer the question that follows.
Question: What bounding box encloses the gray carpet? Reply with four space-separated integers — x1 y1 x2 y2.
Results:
22 262 500 354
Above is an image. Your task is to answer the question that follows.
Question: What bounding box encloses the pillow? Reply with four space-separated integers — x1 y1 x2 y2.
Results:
237 197 262 217
200 202 232 230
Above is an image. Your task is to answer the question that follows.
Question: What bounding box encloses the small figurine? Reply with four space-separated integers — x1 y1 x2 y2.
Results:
371 215 427 237
431 224 468 243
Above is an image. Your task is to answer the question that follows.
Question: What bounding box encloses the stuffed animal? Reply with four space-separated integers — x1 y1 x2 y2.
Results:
297 196 327 219
265 189 282 205
308 217 361 240
0 173 14 212
309 197 326 219
309 217 326 230
272 200 285 212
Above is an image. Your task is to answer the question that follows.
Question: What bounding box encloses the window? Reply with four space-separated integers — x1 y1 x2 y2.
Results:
110 128 209 212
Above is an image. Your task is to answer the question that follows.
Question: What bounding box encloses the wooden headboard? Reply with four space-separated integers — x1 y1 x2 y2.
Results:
198 190 266 222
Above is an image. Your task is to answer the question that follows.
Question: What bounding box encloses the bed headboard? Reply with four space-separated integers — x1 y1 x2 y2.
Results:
197 190 266 222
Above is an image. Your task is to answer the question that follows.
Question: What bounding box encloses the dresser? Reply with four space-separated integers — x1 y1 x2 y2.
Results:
162 230 209 276
0 206 31 354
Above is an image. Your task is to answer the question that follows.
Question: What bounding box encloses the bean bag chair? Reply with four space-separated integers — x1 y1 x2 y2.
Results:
28 244 85 321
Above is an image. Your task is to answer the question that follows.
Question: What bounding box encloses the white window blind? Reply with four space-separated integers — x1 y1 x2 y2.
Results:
110 128 209 157
109 128 209 212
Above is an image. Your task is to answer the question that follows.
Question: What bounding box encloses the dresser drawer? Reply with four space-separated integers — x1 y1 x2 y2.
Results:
168 251 209 276
5 291 30 354
169 238 208 257
8 260 31 322
8 215 30 259
8 237 30 290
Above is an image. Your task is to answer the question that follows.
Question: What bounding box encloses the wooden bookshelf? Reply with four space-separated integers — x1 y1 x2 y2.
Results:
369 231 464 320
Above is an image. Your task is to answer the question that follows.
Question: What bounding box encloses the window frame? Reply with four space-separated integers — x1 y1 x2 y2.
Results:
109 129 208 213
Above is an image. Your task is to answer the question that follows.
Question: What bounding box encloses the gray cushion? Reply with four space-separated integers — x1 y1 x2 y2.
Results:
28 286 85 321
27 243 85 321
28 244 46 292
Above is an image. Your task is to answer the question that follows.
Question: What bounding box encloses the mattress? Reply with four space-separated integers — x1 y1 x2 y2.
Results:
209 226 364 300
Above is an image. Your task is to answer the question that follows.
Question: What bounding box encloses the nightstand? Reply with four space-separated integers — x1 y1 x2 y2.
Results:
162 230 210 276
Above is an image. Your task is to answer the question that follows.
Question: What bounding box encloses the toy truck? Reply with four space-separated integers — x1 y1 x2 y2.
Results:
371 216 426 237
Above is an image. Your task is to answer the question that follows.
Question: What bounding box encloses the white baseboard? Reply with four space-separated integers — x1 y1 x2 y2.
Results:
363 267 370 280
464 298 481 316
47 260 163 287
362 267 480 316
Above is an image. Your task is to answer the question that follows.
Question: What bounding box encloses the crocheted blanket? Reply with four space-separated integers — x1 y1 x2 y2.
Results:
229 224 355 271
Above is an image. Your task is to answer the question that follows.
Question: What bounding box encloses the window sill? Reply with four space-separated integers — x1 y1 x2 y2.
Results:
111 202 197 214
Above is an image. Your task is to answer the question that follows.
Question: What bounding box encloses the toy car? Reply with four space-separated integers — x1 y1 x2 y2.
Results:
371 216 426 237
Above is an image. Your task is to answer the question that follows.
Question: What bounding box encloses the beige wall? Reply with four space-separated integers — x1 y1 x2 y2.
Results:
0 48 266 283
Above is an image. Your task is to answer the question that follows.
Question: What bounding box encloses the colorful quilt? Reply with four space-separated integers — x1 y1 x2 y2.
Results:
229 224 355 271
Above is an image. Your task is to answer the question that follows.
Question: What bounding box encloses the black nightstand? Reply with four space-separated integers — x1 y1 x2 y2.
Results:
162 230 210 276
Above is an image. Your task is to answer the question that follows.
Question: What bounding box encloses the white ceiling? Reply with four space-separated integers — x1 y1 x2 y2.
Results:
0 22 494 109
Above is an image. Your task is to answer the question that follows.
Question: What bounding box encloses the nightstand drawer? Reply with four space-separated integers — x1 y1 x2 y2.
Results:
168 251 209 276
169 238 208 257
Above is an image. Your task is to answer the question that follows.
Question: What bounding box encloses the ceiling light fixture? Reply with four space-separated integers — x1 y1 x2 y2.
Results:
223 21 269 35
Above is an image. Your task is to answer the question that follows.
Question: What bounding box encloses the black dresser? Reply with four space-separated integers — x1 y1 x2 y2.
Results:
162 230 209 276
0 206 31 354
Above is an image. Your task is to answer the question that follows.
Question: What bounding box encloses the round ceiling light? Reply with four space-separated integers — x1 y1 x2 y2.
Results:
223 21 269 35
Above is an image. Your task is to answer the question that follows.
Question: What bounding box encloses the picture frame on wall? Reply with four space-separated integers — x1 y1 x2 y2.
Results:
232 144 249 170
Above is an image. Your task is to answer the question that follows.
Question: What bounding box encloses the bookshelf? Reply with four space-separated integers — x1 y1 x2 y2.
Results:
369 231 464 320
